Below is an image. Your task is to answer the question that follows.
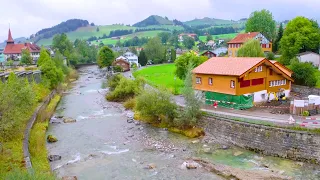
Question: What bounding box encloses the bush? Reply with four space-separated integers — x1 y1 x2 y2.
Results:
107 74 124 91
289 60 317 87
106 77 144 102
266 52 275 60
303 111 310 116
135 89 177 124
123 98 136 110
113 65 123 72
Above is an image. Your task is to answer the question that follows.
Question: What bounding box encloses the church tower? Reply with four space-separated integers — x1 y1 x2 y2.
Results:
7 28 14 44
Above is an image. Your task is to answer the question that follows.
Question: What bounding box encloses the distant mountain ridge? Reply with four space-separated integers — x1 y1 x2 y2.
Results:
0 37 27 48
32 19 90 43
133 15 174 27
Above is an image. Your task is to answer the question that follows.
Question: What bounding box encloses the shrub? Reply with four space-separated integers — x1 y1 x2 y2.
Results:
303 111 310 116
135 89 177 124
113 65 123 72
123 98 136 110
266 52 275 60
289 60 317 87
106 77 144 102
107 74 124 91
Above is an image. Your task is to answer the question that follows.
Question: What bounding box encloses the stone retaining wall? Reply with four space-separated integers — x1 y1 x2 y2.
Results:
23 90 56 170
202 116 320 164
291 84 320 96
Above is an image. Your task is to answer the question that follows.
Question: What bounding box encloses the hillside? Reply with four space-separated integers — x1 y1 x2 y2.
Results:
133 15 173 27
32 19 89 43
184 17 244 26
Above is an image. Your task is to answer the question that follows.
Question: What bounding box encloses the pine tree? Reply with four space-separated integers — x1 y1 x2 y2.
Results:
273 23 283 53
138 50 148 66
171 48 176 62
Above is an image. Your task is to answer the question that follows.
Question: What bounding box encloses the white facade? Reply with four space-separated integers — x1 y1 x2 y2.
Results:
4 52 40 61
297 52 320 68
247 89 290 103
123 52 138 66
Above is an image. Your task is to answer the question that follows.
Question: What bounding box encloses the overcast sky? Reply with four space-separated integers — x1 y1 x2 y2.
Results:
0 0 319 42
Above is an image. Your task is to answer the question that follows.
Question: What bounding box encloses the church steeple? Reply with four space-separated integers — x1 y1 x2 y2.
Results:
7 28 14 44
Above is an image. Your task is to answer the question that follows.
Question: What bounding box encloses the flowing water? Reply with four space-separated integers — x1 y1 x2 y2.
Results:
47 66 320 180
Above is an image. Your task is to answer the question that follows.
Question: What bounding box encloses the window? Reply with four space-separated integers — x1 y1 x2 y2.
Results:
266 44 270 48
269 81 272 87
269 80 287 87
252 78 264 86
208 78 213 85
255 66 263 72
196 77 202 84
269 69 273 75
240 80 250 88
230 80 235 88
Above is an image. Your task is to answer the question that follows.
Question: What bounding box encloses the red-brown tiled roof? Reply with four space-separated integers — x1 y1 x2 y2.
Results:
192 57 265 76
4 43 40 54
227 32 259 44
7 29 14 43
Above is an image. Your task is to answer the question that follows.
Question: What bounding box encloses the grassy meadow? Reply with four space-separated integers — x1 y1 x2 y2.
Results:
37 25 183 46
199 33 238 42
133 64 184 95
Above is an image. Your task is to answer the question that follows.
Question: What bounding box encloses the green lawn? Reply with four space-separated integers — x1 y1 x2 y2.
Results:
133 64 184 94
199 33 238 42
91 30 166 45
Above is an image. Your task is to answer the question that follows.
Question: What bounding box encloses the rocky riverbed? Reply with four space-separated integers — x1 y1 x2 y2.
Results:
46 66 320 180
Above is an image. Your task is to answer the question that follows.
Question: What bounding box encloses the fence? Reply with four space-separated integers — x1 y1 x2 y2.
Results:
290 99 320 115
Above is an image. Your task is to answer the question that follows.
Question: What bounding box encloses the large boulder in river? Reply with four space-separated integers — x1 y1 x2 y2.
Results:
48 155 61 162
63 117 77 123
47 135 58 143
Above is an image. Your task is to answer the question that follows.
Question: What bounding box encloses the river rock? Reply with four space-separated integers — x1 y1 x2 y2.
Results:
134 121 141 126
145 163 156 169
221 145 229 150
191 140 200 144
55 115 64 119
181 161 201 170
296 162 304 167
127 118 134 123
203 147 212 154
62 176 77 180
63 117 77 123
47 135 58 143
233 151 243 156
48 155 62 162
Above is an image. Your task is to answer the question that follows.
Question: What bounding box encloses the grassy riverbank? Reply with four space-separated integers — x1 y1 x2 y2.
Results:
29 95 61 176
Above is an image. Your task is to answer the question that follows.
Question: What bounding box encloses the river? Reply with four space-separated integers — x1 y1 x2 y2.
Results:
47 65 320 180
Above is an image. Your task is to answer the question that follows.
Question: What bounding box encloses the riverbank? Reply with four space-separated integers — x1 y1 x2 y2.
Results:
46 66 320 179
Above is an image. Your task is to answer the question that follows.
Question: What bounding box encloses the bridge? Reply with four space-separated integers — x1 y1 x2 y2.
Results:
0 70 41 83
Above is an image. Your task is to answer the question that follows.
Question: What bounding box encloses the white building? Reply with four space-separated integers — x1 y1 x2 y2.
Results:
123 52 139 66
297 51 320 69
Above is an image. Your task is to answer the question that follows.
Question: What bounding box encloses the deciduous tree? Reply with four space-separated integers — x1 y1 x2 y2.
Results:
280 16 320 65
206 34 213 42
37 48 51 66
175 52 208 80
171 48 176 61
144 37 165 64
20 49 33 65
97 46 115 68
237 39 265 57
183 36 195 49
289 59 317 87
245 9 276 40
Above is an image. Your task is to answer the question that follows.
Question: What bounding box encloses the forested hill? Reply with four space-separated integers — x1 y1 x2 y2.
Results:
133 15 174 27
32 19 90 43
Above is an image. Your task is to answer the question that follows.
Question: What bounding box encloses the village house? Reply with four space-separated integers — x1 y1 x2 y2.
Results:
206 40 215 48
192 57 293 106
3 29 41 62
227 32 272 57
296 51 320 69
200 50 217 58
115 51 139 67
178 33 198 42
113 57 130 72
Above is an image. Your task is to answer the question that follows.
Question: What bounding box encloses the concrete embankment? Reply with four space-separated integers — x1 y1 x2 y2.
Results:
201 115 320 164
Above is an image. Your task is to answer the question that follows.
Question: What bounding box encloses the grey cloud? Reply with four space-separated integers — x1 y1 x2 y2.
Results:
0 0 319 42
